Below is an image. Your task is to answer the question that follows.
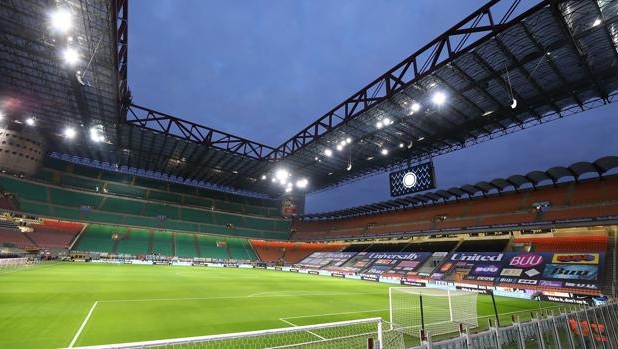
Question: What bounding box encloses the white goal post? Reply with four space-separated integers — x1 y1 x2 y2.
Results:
389 287 478 338
65 317 405 349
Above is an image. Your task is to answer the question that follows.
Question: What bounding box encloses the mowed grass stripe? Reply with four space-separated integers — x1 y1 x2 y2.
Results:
0 263 558 349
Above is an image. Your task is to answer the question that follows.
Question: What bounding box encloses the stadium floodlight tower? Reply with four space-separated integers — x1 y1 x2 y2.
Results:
389 287 478 338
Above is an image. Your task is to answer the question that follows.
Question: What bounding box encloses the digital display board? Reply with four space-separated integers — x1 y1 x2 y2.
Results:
433 252 605 290
389 162 436 197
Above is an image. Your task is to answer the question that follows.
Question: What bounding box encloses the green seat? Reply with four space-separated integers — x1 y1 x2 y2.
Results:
245 217 275 231
274 220 291 232
199 224 230 235
0 176 48 202
106 182 146 198
180 207 215 224
49 188 102 208
124 215 159 228
99 171 128 183
164 220 199 232
19 200 52 217
115 228 150 255
61 174 102 191
71 165 101 179
133 177 167 190
148 190 182 203
100 197 143 215
198 235 229 259
152 230 172 256
227 238 256 260
214 212 245 227
234 228 263 238
84 210 125 225
73 224 115 253
143 202 179 220
175 233 198 258
51 205 82 220
34 168 56 183
184 195 214 209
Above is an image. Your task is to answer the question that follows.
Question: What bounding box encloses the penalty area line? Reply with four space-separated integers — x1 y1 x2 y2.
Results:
68 301 98 348
279 318 326 340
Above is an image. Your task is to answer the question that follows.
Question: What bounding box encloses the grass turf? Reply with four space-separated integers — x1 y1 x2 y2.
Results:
0 262 562 348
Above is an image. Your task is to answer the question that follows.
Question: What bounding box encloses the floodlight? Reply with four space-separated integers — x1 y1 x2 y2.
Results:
411 102 421 112
399 143 404 148
432 91 446 105
336 144 343 151
275 169 289 181
593 18 602 26
381 148 389 156
271 178 276 183
25 117 35 126
376 121 383 129
261 175 267 180
63 127 76 139
324 148 333 157
296 178 308 189
89 126 104 142
50 8 72 33
285 187 292 193
383 118 392 126
62 47 79 65
345 137 352 144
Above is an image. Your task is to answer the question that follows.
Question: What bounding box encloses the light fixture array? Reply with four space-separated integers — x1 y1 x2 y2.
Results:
0 5 109 145
261 168 309 193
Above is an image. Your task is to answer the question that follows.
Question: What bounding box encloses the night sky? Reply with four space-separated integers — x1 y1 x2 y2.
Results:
128 0 618 213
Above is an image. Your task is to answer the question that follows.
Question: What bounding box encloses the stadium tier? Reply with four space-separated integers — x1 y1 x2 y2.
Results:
291 174 618 241
41 161 281 217
71 224 117 253
0 172 291 240
174 232 199 258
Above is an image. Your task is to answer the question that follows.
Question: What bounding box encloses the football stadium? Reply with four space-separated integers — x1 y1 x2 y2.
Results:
1 0 618 348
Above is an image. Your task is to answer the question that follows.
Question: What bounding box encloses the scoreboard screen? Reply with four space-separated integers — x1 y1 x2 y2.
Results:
389 162 436 197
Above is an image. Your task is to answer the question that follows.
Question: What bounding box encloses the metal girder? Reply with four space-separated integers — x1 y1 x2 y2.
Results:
126 104 277 159
115 0 129 120
266 0 549 160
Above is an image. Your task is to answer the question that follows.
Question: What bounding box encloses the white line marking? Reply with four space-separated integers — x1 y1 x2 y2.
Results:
279 318 325 340
68 301 98 348
279 318 297 327
282 308 389 320
101 291 383 303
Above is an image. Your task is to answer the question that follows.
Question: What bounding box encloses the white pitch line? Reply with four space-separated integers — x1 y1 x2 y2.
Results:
279 318 326 340
282 308 389 320
68 301 98 348
101 291 383 303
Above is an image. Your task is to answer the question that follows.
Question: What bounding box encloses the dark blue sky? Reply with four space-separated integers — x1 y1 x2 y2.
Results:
129 0 618 213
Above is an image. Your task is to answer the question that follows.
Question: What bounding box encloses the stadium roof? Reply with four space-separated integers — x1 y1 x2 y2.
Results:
299 156 618 220
1 0 618 197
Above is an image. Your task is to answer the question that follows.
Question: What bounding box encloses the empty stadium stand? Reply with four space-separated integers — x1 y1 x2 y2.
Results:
291 174 618 241
0 173 291 240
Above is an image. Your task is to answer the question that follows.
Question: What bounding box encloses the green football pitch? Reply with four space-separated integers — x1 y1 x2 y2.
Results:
0 262 563 349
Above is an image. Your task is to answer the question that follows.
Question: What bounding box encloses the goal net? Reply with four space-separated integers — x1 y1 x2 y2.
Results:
389 287 478 338
66 317 405 349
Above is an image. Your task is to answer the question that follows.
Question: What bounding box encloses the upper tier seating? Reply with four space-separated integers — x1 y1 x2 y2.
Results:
291 175 618 241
